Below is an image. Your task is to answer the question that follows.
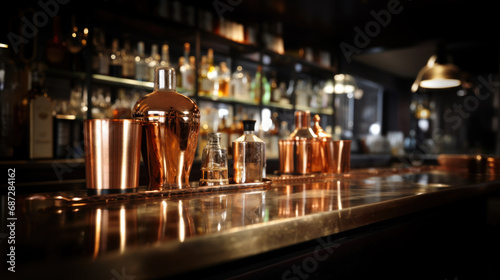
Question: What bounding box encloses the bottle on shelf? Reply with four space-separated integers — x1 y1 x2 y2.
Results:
232 120 266 183
270 74 280 103
206 48 219 97
109 38 123 77
231 66 249 100
261 70 271 105
250 65 263 104
180 43 195 94
45 15 67 68
160 44 170 67
93 28 109 75
199 132 229 186
146 44 160 82
267 112 280 158
295 80 309 108
135 41 148 81
218 61 231 97
198 55 209 95
279 82 289 105
217 115 230 151
133 67 200 190
121 40 136 79
27 69 54 159
111 89 132 119
0 44 20 159
176 56 185 91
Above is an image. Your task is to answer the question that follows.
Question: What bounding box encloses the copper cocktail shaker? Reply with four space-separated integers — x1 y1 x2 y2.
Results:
133 67 200 190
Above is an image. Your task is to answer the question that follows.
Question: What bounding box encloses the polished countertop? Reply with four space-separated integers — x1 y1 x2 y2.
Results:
4 166 500 279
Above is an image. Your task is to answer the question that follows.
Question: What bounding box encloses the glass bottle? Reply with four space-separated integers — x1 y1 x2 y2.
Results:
121 40 136 79
109 38 123 77
199 132 229 186
198 55 209 96
261 71 271 105
218 61 231 97
250 65 263 103
207 48 219 97
160 44 170 67
231 66 247 100
232 120 266 183
133 67 200 190
180 43 195 93
147 44 160 82
135 41 147 81
176 56 185 91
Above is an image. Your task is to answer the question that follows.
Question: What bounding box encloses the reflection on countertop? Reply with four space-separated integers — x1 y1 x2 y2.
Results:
7 166 500 279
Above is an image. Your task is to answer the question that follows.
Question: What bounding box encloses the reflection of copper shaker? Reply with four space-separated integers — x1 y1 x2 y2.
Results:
133 67 200 189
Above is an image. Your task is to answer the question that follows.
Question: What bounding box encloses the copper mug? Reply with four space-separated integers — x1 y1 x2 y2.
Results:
279 139 322 175
84 119 143 195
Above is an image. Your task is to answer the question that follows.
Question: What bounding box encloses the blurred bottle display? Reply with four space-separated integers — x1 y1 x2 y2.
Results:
135 41 147 81
180 43 195 94
121 40 136 79
160 44 170 67
218 61 231 97
92 28 110 75
109 38 123 77
250 65 263 103
231 66 249 100
176 56 185 90
146 44 160 82
46 15 67 68
27 69 54 159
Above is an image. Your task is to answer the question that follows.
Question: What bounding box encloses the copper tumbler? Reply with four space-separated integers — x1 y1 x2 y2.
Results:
333 140 351 173
84 119 143 195
279 139 322 175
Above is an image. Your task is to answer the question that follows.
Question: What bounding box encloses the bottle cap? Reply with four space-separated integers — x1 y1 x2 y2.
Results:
155 67 176 91
208 132 221 142
242 120 256 131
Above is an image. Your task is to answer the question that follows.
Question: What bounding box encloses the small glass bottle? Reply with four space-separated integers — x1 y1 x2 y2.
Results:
200 132 229 186
109 38 123 77
232 120 266 183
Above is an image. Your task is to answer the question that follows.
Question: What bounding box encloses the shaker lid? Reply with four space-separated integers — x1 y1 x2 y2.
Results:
312 114 332 139
242 120 256 131
155 67 176 91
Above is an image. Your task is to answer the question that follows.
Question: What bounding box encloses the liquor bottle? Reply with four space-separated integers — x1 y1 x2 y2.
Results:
109 38 123 77
28 70 54 159
147 44 160 82
183 55 196 95
160 44 170 67
231 66 248 100
261 71 271 105
232 120 266 183
176 56 185 91
278 82 289 105
218 61 231 97
268 112 280 158
217 115 230 151
270 75 280 103
198 55 209 96
133 67 200 190
295 80 309 108
250 65 263 103
199 132 229 186
180 43 195 94
45 15 67 67
207 48 219 97
135 41 148 81
121 40 136 79
94 29 109 75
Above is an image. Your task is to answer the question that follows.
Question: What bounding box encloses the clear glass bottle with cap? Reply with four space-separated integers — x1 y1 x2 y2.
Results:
200 132 229 186
133 66 200 190
232 120 266 183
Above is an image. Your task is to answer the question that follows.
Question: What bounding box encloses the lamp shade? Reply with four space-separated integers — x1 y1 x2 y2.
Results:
419 63 461 89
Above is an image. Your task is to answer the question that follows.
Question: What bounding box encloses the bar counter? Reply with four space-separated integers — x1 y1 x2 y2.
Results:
3 166 500 279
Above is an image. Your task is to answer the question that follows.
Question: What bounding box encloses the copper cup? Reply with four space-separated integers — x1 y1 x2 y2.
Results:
332 140 351 173
320 139 335 173
279 139 322 175
84 119 143 195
